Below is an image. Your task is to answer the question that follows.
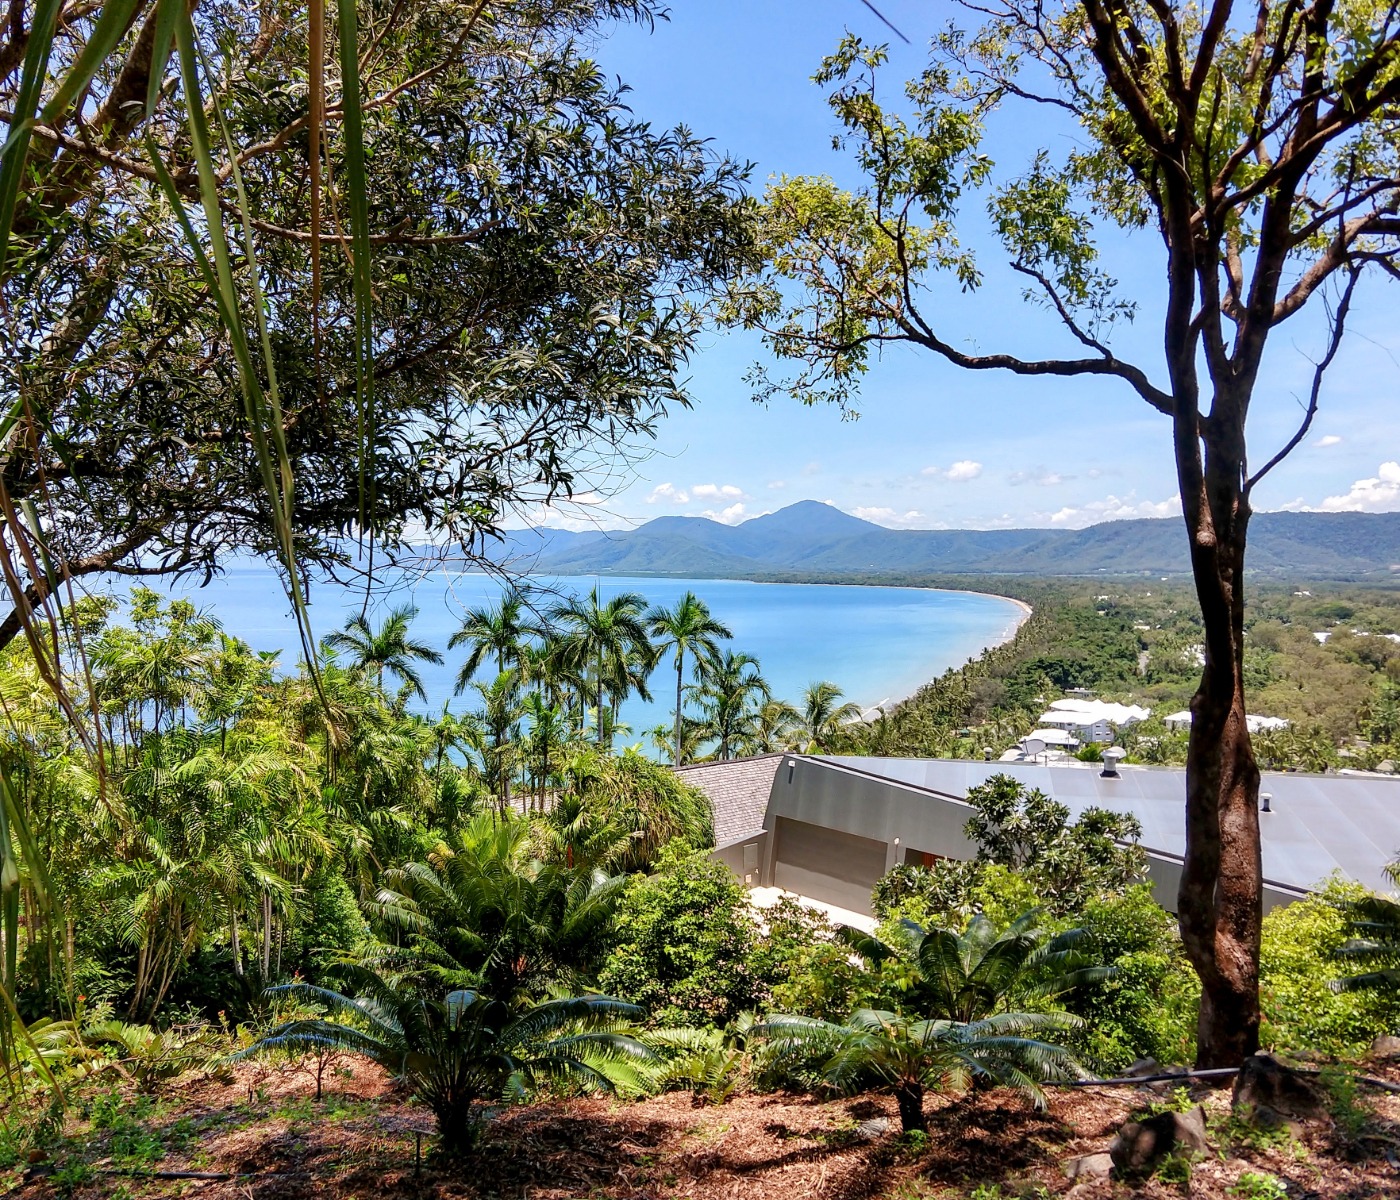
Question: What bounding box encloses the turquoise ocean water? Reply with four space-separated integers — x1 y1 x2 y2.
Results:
151 565 1026 738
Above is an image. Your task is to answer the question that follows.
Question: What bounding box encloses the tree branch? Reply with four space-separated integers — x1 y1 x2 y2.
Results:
1245 266 1360 493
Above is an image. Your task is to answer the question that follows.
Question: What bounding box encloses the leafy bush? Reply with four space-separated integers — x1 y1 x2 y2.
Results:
567 748 715 872
872 775 1146 924
1065 885 1199 1071
599 844 759 1026
874 862 1046 931
749 898 875 1022
1260 878 1400 1054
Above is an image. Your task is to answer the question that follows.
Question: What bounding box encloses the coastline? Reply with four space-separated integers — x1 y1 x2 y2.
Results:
858 590 1033 718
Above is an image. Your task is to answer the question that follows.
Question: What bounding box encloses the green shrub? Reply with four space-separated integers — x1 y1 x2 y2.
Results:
1065 885 1199 1070
599 843 759 1026
748 898 874 1022
1229 1173 1287 1200
1260 878 1400 1054
874 861 1045 930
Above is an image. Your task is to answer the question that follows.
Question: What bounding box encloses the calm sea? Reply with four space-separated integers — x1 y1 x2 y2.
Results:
148 565 1026 737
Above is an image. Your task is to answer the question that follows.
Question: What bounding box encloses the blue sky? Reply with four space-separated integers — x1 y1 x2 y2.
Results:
530 0 1400 533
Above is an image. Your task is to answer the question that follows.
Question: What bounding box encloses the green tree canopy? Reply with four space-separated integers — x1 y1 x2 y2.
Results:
0 0 754 650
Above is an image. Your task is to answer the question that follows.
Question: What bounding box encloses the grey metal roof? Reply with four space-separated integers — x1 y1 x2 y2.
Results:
821 755 1400 896
675 755 782 848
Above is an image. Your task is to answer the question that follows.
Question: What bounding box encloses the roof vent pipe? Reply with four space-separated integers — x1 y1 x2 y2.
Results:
1100 747 1127 778
1261 792 1272 813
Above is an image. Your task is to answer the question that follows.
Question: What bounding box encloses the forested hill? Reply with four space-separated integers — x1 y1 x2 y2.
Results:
495 501 1400 580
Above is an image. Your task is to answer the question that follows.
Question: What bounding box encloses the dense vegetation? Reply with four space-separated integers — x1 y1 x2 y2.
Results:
0 580 892 1032
841 581 1400 772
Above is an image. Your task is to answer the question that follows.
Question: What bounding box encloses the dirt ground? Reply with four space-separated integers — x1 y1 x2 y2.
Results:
11 1057 1400 1200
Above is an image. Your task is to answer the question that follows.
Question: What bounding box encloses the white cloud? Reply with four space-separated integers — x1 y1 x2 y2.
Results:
691 483 746 501
1316 435 1343 448
646 482 689 504
922 459 983 482
852 507 927 529
1316 462 1400 512
701 502 749 525
766 480 787 490
802 461 822 476
1047 492 1182 529
1008 469 1068 487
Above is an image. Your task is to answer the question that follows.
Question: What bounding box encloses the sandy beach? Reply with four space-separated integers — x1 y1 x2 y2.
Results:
858 589 1033 717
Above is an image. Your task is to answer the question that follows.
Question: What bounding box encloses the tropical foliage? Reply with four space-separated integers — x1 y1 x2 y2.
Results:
251 982 647 1153
755 1006 1082 1134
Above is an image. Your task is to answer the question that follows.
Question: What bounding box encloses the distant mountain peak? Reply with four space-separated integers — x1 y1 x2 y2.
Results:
738 501 880 533
520 501 1400 580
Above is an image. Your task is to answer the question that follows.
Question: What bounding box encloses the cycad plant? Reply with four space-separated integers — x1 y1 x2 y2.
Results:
370 811 625 1005
1334 866 1400 995
841 910 1114 1023
755 1006 1082 1133
251 978 648 1154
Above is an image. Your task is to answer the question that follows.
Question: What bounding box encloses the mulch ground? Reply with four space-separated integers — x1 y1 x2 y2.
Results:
11 1057 1400 1200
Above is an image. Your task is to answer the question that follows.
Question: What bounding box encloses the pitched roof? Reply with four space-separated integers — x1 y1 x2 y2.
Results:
675 755 782 848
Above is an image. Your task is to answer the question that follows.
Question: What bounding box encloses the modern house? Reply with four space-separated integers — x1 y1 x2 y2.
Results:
680 754 1400 917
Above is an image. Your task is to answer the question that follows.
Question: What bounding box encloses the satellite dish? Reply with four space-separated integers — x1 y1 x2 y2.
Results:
1022 737 1047 761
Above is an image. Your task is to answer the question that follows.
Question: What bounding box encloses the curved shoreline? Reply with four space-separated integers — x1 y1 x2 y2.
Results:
858 589 1033 717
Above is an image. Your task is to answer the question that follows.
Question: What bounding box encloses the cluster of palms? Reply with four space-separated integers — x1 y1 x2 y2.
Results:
15 588 711 1024
329 585 866 786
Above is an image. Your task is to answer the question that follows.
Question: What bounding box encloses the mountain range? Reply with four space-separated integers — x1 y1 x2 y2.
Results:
490 501 1400 580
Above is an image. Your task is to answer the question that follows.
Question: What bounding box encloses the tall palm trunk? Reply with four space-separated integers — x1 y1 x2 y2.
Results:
230 909 244 978
595 652 607 751
673 652 685 768
261 891 273 979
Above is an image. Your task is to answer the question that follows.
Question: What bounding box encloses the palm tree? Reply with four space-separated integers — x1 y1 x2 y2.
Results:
839 910 1114 1023
648 593 732 767
798 681 863 753
449 588 536 694
324 605 444 702
520 691 570 811
550 587 655 750
740 698 803 756
755 1006 1081 1134
691 651 769 761
250 980 647 1154
466 670 523 813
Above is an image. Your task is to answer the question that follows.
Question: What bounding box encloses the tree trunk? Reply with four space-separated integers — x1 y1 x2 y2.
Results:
1175 414 1263 1068
230 909 244 978
674 655 684 768
434 1097 482 1157
893 1080 926 1134
261 891 273 980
